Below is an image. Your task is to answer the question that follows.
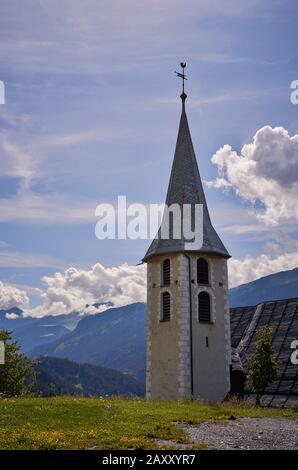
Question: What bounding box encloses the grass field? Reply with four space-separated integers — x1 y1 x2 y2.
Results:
0 397 297 450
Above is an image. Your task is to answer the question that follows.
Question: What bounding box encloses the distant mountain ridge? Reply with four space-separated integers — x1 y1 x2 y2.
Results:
0 310 84 352
0 302 113 353
33 356 144 397
29 303 147 382
229 267 298 307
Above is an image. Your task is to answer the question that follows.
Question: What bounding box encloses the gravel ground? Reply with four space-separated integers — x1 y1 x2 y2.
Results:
183 418 298 450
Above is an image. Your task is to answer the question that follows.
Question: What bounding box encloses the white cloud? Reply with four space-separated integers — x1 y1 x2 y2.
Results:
5 312 19 319
0 191 95 224
156 89 268 108
0 240 11 248
20 245 298 315
0 250 63 269
25 262 147 317
228 251 298 288
0 134 37 190
206 126 298 225
0 281 29 309
0 124 129 193
40 128 130 148
0 0 262 76
0 123 133 227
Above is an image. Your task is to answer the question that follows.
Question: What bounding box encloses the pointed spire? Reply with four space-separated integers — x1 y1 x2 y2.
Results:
143 65 230 261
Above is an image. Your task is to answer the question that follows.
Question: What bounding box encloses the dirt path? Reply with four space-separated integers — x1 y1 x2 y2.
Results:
182 417 298 450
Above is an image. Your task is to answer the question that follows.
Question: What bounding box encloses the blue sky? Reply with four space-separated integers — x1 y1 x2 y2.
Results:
0 0 297 314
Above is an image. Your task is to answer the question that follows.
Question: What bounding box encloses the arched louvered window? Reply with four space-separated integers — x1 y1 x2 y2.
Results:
162 259 171 285
198 292 211 322
197 258 209 285
161 291 171 321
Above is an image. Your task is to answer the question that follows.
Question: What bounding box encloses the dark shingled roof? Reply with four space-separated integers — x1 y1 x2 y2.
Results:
143 94 230 261
230 298 298 408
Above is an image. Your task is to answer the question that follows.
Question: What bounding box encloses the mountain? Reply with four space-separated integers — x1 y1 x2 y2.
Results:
29 303 147 382
0 311 85 352
229 267 298 307
0 304 113 353
32 356 144 397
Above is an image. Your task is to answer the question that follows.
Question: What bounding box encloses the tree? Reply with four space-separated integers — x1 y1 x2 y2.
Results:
0 330 36 397
247 327 280 406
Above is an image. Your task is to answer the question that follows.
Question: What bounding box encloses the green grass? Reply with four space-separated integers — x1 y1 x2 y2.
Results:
0 396 296 450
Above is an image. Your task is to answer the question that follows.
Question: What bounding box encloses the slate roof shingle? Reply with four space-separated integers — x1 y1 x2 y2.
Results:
230 297 298 408
143 95 230 261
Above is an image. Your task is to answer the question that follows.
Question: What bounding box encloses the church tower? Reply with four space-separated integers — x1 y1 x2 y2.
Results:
143 64 231 402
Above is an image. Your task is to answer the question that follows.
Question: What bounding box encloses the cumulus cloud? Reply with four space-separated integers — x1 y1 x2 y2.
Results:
206 126 298 225
14 245 297 316
0 282 29 310
25 262 147 317
228 251 298 288
26 249 298 317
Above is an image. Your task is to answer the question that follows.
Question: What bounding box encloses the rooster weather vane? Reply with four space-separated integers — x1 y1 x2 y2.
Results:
175 62 187 94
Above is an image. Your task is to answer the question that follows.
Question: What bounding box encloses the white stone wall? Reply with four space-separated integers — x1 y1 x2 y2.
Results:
177 254 191 398
146 253 231 402
146 254 181 400
191 254 231 401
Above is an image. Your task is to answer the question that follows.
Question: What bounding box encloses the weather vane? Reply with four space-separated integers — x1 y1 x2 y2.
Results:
175 62 187 94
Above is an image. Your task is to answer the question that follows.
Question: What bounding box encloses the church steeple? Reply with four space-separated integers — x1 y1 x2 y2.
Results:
144 65 231 402
143 65 230 261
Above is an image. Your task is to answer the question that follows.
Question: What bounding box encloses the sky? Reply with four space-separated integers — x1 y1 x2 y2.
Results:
0 0 297 316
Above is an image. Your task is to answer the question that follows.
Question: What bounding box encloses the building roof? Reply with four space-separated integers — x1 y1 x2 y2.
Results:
143 93 230 261
230 298 298 408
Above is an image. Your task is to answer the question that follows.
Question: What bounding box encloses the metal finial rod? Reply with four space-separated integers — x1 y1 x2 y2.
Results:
175 62 187 94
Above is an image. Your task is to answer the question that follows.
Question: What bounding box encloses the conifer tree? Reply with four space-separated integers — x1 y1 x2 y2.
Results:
0 330 36 397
